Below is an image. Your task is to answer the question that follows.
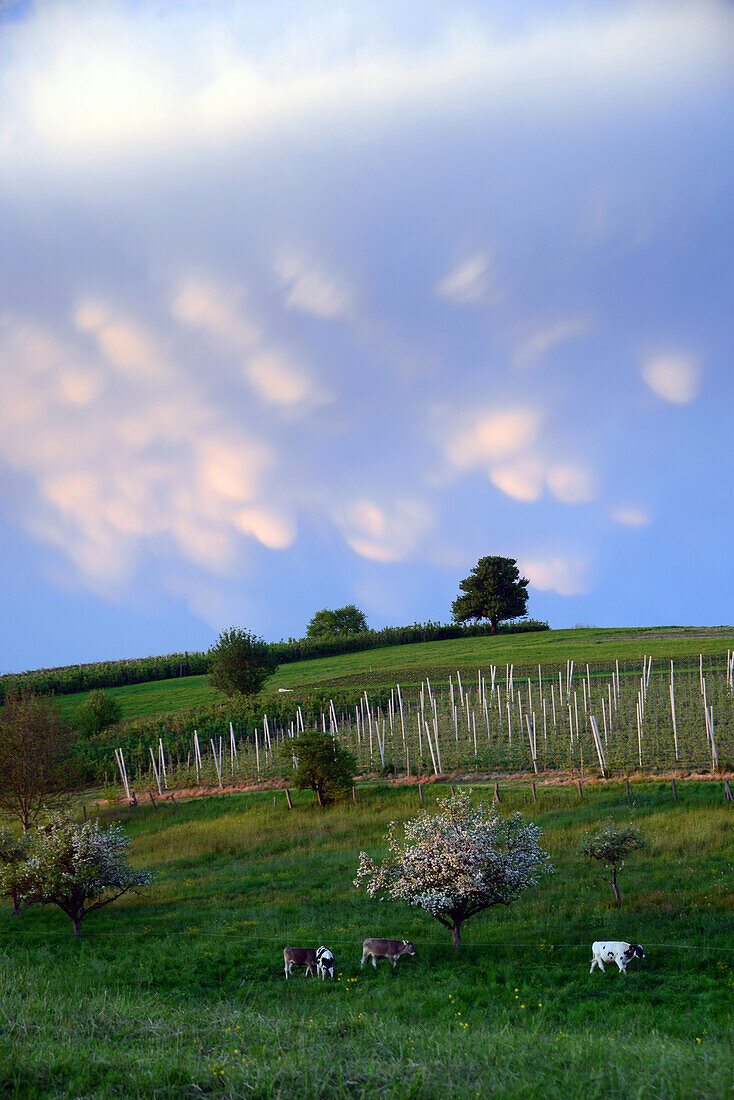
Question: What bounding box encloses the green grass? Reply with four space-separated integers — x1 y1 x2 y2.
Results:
1 780 733 1098
55 625 734 724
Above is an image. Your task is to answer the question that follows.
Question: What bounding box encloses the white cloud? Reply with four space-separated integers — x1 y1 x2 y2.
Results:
245 349 329 408
610 506 650 527
513 316 593 368
489 455 545 502
546 463 597 504
74 299 170 384
337 497 434 563
275 254 351 319
171 277 261 350
641 352 701 404
521 556 591 597
435 254 495 305
234 506 296 550
445 408 541 469
4 2 732 170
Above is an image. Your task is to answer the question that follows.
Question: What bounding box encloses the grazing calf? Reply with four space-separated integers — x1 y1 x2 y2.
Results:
283 946 317 979
361 938 416 970
316 946 335 980
590 941 645 975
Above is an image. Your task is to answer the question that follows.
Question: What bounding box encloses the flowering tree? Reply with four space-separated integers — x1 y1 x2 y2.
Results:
3 816 154 936
0 827 30 914
355 789 552 951
580 823 645 902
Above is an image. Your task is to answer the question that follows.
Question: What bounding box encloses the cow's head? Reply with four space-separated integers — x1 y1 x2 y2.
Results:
402 940 416 956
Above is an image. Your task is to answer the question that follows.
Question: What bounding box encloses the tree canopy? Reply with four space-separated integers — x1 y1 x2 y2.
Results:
287 730 356 806
451 556 529 633
207 628 278 698
580 823 646 902
0 693 75 832
0 816 154 935
76 690 122 738
305 605 369 639
355 789 552 950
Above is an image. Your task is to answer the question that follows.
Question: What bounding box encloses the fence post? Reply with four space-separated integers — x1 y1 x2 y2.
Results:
725 777 733 803
82 805 87 821
625 777 631 802
148 791 157 808
531 782 537 802
169 793 178 809
493 782 500 803
450 785 456 797
577 780 583 801
671 778 678 802
285 788 293 810
418 784 424 804
352 786 357 803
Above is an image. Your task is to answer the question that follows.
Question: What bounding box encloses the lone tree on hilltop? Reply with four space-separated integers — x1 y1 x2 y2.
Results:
355 789 553 952
451 555 529 634
0 692 75 832
581 823 646 903
76 690 122 738
287 730 356 807
208 627 278 698
306 605 368 639
2 816 154 936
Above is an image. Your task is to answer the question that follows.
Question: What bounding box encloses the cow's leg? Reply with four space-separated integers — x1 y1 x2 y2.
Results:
590 955 597 973
372 956 377 969
285 961 291 980
391 955 398 968
617 959 626 973
361 950 368 969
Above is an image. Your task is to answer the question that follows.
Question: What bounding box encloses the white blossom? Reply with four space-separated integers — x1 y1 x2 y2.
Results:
355 789 552 949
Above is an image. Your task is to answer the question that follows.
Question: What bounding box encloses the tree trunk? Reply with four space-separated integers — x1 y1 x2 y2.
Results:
490 617 498 635
452 923 462 952
72 915 83 937
612 868 621 903
22 811 29 834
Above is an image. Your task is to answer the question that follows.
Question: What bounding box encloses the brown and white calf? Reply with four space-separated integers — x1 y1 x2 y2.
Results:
283 947 317 979
361 938 416 969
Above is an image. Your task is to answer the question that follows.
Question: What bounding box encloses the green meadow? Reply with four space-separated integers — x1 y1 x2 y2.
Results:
53 625 734 724
1 780 733 1098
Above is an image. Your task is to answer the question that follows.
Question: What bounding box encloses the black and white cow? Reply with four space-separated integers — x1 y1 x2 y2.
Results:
316 946 335 980
590 941 645 974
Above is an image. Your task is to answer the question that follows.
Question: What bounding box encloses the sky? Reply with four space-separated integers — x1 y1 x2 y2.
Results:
0 0 733 673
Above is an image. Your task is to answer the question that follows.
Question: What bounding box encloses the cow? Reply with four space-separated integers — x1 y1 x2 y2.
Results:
316 946 335 980
361 938 416 969
283 947 317 979
590 941 645 975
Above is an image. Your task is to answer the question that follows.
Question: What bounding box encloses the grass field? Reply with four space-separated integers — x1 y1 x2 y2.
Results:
54 625 734 724
1 780 733 1098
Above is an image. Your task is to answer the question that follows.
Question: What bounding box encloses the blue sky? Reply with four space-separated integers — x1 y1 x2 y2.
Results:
0 0 733 672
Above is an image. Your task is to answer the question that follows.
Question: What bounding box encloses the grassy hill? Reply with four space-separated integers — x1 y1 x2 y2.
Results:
1 780 732 1098
54 625 734 724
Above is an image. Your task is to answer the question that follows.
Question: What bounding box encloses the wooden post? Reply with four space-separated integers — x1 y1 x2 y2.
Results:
169 793 178 809
671 778 677 802
577 779 583 801
531 782 537 802
284 788 293 809
724 777 733 803
493 782 500 803
148 791 157 808
625 777 631 802
82 805 87 821
450 785 456 797
418 784 424 804
130 791 138 807
352 786 357 803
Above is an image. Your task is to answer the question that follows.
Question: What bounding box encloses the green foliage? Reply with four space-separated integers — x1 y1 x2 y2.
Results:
306 604 369 639
0 827 30 913
76 691 122 738
580 822 646 901
0 693 75 832
4 816 154 936
207 628 278 698
452 556 530 632
287 730 356 806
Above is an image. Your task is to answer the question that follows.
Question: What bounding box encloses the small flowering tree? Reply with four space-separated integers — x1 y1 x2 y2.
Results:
580 823 645 902
355 789 553 951
0 827 30 914
6 816 154 936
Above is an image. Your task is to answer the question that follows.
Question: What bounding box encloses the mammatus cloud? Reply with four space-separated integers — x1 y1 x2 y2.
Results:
445 408 541 469
641 352 701 404
275 255 351 319
545 463 597 505
488 455 597 505
489 456 546 502
435 254 496 305
513 315 593 368
610 506 650 527
336 497 434 563
521 556 591 597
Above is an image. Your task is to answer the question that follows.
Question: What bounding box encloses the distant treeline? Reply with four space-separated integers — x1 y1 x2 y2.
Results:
0 618 549 703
